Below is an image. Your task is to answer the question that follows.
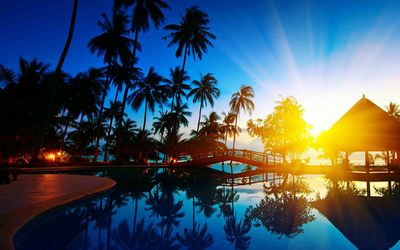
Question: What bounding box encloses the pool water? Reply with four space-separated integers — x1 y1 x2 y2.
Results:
14 164 400 250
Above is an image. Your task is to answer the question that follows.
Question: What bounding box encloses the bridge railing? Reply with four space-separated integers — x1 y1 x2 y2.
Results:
180 148 283 166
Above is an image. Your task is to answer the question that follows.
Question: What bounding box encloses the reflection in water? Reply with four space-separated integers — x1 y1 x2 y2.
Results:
224 215 251 250
14 168 400 249
245 175 315 238
315 179 400 250
177 223 213 250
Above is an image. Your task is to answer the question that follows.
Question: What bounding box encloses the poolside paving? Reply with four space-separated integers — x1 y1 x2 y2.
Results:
0 174 116 250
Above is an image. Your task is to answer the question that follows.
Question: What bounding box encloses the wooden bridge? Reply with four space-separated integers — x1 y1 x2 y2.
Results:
173 149 283 168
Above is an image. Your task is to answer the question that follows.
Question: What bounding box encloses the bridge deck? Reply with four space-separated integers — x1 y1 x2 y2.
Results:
175 149 283 168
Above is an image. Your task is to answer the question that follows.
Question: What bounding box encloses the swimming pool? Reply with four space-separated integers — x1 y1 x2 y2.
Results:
14 165 400 249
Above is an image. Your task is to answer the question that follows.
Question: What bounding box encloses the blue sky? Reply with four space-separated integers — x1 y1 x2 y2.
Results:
2 0 400 150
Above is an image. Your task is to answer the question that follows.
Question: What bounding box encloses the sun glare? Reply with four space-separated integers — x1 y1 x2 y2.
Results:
220 1 400 140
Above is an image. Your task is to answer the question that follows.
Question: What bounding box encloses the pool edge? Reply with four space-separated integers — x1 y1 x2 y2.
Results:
0 175 116 250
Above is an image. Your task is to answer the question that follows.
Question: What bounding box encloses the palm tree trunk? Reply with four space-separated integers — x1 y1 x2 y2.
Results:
196 98 203 133
56 0 78 72
115 30 140 160
176 44 188 112
232 114 238 150
143 98 148 130
103 90 119 161
119 29 140 130
42 0 78 149
75 114 85 157
94 65 111 162
170 94 175 113
224 130 228 147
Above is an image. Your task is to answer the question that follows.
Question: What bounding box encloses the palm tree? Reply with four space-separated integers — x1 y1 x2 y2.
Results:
229 85 254 150
164 66 191 111
0 58 51 151
111 118 139 161
386 101 400 119
45 0 79 140
102 100 124 161
153 110 171 142
68 69 104 156
108 58 143 122
128 67 166 131
171 103 192 128
132 130 159 163
199 112 223 140
164 6 216 110
115 0 170 131
88 9 133 161
189 73 220 132
221 111 240 147
109 59 142 99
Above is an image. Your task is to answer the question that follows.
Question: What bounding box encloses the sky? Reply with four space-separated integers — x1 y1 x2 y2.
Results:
1 0 400 151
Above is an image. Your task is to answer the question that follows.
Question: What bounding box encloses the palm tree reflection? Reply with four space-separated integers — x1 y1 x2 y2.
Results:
111 219 156 249
245 175 315 238
224 215 251 250
176 222 213 250
215 187 239 218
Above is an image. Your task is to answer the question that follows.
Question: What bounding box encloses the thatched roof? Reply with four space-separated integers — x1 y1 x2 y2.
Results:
323 96 400 151
314 194 400 250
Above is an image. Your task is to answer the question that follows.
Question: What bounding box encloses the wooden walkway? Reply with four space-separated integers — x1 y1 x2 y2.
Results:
174 149 283 168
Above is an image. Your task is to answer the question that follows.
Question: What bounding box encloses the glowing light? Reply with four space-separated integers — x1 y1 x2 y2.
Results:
45 153 56 162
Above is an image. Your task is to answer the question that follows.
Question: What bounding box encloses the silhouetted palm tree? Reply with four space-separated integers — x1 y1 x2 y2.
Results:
109 58 143 99
189 73 220 132
128 67 166 130
221 111 240 147
115 0 170 132
45 0 79 140
68 69 104 157
110 118 139 161
164 66 191 111
386 101 400 119
164 6 216 110
199 112 223 140
169 103 192 130
132 130 159 163
224 214 251 250
70 69 104 122
88 9 133 161
153 110 171 142
102 100 124 161
230 85 254 149
0 58 69 153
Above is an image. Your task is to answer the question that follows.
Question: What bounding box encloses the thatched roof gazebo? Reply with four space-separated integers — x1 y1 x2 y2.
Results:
321 95 400 171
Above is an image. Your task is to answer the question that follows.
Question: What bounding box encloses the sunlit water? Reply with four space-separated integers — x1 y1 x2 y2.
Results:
14 163 400 250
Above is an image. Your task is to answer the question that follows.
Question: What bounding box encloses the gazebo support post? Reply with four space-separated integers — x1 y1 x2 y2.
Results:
365 151 369 174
